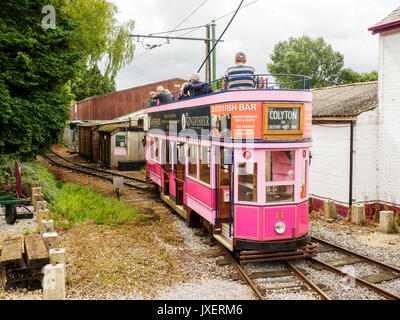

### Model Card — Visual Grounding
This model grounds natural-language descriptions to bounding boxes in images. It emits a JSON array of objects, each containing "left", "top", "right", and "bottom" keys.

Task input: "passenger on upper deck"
[
  {"left": 156, "top": 86, "right": 174, "bottom": 104},
  {"left": 178, "top": 82, "right": 191, "bottom": 100},
  {"left": 223, "top": 52, "right": 256, "bottom": 90},
  {"left": 183, "top": 72, "right": 213, "bottom": 97},
  {"left": 148, "top": 91, "right": 159, "bottom": 106}
]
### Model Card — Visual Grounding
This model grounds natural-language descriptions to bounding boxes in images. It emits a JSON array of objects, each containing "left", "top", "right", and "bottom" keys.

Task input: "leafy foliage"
[
  {"left": 51, "top": 0, "right": 136, "bottom": 81},
  {"left": 339, "top": 69, "right": 378, "bottom": 85},
  {"left": 71, "top": 65, "right": 116, "bottom": 101},
  {"left": 267, "top": 35, "right": 345, "bottom": 88},
  {"left": 0, "top": 0, "right": 84, "bottom": 159},
  {"left": 0, "top": 154, "right": 58, "bottom": 202}
]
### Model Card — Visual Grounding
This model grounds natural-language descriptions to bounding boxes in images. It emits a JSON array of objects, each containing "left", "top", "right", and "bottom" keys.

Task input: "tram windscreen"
[{"left": 265, "top": 150, "right": 295, "bottom": 203}]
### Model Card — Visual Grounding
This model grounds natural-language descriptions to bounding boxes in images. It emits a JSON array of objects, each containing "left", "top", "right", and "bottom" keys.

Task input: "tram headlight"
[{"left": 275, "top": 222, "right": 286, "bottom": 235}]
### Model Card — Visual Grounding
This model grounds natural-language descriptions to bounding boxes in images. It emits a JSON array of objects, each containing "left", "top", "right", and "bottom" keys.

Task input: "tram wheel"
[{"left": 5, "top": 205, "right": 17, "bottom": 224}]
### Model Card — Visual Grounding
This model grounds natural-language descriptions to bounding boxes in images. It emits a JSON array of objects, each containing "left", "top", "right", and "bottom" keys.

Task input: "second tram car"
[{"left": 144, "top": 74, "right": 315, "bottom": 263}]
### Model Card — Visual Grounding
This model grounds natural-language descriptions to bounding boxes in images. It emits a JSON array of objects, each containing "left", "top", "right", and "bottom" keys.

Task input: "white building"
[
  {"left": 310, "top": 6, "right": 400, "bottom": 217},
  {"left": 310, "top": 82, "right": 378, "bottom": 216}
]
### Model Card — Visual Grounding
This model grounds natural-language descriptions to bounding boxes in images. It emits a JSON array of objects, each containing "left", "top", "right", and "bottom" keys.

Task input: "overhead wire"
[{"left": 197, "top": 0, "right": 244, "bottom": 73}]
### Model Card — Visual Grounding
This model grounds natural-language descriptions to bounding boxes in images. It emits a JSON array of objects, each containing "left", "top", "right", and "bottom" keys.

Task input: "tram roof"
[{"left": 312, "top": 81, "right": 378, "bottom": 118}]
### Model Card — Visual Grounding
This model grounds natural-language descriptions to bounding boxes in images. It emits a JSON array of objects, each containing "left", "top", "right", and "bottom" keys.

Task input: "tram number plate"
[{"left": 223, "top": 189, "right": 230, "bottom": 202}]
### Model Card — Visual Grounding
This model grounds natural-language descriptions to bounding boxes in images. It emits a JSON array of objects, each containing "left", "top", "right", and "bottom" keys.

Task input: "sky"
[{"left": 110, "top": 0, "right": 399, "bottom": 90}]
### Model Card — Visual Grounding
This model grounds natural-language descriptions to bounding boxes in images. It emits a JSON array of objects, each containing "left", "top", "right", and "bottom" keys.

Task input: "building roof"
[
  {"left": 312, "top": 81, "right": 378, "bottom": 118},
  {"left": 369, "top": 6, "right": 400, "bottom": 34}
]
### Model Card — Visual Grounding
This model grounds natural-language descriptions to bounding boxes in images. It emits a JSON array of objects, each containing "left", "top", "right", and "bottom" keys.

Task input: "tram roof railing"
[{"left": 143, "top": 73, "right": 312, "bottom": 109}]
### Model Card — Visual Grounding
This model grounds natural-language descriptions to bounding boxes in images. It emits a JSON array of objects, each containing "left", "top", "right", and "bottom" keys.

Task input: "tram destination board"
[
  {"left": 262, "top": 102, "right": 304, "bottom": 140},
  {"left": 267, "top": 107, "right": 300, "bottom": 131}
]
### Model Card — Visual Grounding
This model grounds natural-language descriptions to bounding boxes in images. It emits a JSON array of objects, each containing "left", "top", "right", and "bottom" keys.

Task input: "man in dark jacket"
[
  {"left": 156, "top": 86, "right": 174, "bottom": 104},
  {"left": 183, "top": 72, "right": 213, "bottom": 97}
]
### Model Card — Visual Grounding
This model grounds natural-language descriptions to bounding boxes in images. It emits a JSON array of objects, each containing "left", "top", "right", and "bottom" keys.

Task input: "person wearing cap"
[
  {"left": 183, "top": 72, "right": 213, "bottom": 98},
  {"left": 223, "top": 52, "right": 256, "bottom": 90}
]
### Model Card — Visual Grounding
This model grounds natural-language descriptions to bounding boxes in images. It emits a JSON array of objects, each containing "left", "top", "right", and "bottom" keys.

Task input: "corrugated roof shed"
[{"left": 312, "top": 81, "right": 378, "bottom": 118}]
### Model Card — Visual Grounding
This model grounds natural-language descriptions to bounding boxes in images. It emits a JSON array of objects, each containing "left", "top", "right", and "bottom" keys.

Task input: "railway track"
[
  {"left": 216, "top": 242, "right": 330, "bottom": 300},
  {"left": 309, "top": 236, "right": 400, "bottom": 300},
  {"left": 209, "top": 237, "right": 400, "bottom": 300},
  {"left": 41, "top": 151, "right": 156, "bottom": 192}
]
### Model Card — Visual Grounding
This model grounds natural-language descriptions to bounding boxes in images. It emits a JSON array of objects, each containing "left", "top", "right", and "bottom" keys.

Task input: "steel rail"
[
  {"left": 216, "top": 243, "right": 266, "bottom": 300},
  {"left": 309, "top": 257, "right": 400, "bottom": 300},
  {"left": 312, "top": 236, "right": 400, "bottom": 275},
  {"left": 47, "top": 151, "right": 147, "bottom": 184},
  {"left": 42, "top": 153, "right": 154, "bottom": 192},
  {"left": 285, "top": 261, "right": 331, "bottom": 300}
]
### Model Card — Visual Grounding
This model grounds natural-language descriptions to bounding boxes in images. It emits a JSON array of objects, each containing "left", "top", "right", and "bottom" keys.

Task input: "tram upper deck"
[{"left": 143, "top": 74, "right": 312, "bottom": 142}]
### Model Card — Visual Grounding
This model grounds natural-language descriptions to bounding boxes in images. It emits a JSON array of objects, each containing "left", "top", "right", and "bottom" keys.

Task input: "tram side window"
[
  {"left": 238, "top": 162, "right": 257, "bottom": 202},
  {"left": 150, "top": 138, "right": 155, "bottom": 160},
  {"left": 188, "top": 144, "right": 198, "bottom": 179},
  {"left": 301, "top": 159, "right": 307, "bottom": 199},
  {"left": 199, "top": 146, "right": 211, "bottom": 185},
  {"left": 155, "top": 138, "right": 160, "bottom": 162},
  {"left": 265, "top": 151, "right": 294, "bottom": 203}
]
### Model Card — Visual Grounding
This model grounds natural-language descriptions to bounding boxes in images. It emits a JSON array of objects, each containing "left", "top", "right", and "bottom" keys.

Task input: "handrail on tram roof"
[{"left": 143, "top": 73, "right": 312, "bottom": 109}]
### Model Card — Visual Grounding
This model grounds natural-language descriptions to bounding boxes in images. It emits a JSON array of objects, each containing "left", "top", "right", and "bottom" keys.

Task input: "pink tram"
[{"left": 144, "top": 75, "right": 315, "bottom": 263}]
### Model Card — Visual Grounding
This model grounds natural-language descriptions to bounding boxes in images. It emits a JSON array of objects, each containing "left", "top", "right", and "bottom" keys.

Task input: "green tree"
[
  {"left": 0, "top": 0, "right": 84, "bottom": 159},
  {"left": 339, "top": 69, "right": 378, "bottom": 85},
  {"left": 267, "top": 35, "right": 344, "bottom": 88},
  {"left": 71, "top": 65, "right": 116, "bottom": 101},
  {"left": 50, "top": 0, "right": 136, "bottom": 81}
]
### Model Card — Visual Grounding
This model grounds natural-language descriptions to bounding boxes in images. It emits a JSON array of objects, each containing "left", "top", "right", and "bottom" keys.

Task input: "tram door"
[
  {"left": 163, "top": 140, "right": 170, "bottom": 196},
  {"left": 217, "top": 147, "right": 232, "bottom": 221},
  {"left": 175, "top": 142, "right": 184, "bottom": 205}
]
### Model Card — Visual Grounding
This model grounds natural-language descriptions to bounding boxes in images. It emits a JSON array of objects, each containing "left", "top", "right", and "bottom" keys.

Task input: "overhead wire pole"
[{"left": 197, "top": 0, "right": 245, "bottom": 75}]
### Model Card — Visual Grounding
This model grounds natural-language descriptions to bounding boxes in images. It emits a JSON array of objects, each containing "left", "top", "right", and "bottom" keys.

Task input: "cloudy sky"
[{"left": 111, "top": 0, "right": 398, "bottom": 90}]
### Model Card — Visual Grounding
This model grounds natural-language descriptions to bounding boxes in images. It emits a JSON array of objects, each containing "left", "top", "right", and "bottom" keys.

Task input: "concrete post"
[
  {"left": 43, "top": 264, "right": 65, "bottom": 300},
  {"left": 379, "top": 211, "right": 395, "bottom": 234},
  {"left": 37, "top": 209, "right": 51, "bottom": 233},
  {"left": 43, "top": 232, "right": 58, "bottom": 251},
  {"left": 324, "top": 200, "right": 337, "bottom": 220},
  {"left": 351, "top": 204, "right": 366, "bottom": 226},
  {"left": 32, "top": 187, "right": 41, "bottom": 196},
  {"left": 33, "top": 193, "right": 44, "bottom": 212},
  {"left": 36, "top": 201, "right": 48, "bottom": 212},
  {"left": 49, "top": 248, "right": 66, "bottom": 264},
  {"left": 40, "top": 220, "right": 54, "bottom": 235}
]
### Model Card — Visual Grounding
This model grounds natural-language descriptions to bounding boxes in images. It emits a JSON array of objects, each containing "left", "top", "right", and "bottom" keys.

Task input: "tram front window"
[
  {"left": 266, "top": 185, "right": 294, "bottom": 203},
  {"left": 238, "top": 162, "right": 257, "bottom": 202}
]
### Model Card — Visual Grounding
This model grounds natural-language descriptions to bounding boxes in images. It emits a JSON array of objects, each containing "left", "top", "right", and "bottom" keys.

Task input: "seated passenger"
[
  {"left": 148, "top": 91, "right": 158, "bottom": 106},
  {"left": 156, "top": 86, "right": 174, "bottom": 104},
  {"left": 178, "top": 82, "right": 190, "bottom": 100},
  {"left": 223, "top": 52, "right": 256, "bottom": 90},
  {"left": 183, "top": 72, "right": 213, "bottom": 97}
]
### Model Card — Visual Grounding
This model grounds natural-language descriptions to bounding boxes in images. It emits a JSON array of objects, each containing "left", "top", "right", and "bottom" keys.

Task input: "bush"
[{"left": 0, "top": 154, "right": 57, "bottom": 202}]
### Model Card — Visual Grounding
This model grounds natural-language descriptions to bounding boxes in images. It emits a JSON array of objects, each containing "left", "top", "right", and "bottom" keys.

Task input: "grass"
[{"left": 49, "top": 183, "right": 143, "bottom": 229}]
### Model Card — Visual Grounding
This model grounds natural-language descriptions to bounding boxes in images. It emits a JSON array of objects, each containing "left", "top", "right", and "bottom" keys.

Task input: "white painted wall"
[
  {"left": 377, "top": 29, "right": 400, "bottom": 205},
  {"left": 309, "top": 123, "right": 350, "bottom": 206},
  {"left": 353, "top": 108, "right": 378, "bottom": 203}
]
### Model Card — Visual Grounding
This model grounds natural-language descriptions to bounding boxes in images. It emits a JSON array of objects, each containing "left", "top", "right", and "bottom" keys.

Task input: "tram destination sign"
[{"left": 267, "top": 107, "right": 300, "bottom": 131}]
